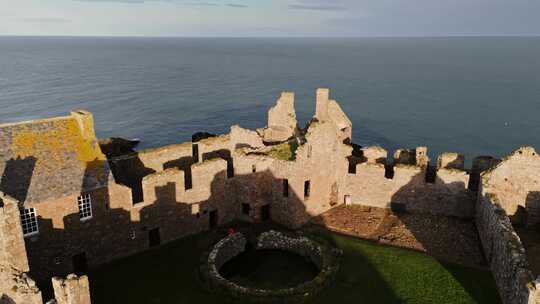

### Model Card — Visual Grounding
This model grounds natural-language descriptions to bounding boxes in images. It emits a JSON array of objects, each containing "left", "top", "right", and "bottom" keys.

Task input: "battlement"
[{"left": 0, "top": 89, "right": 537, "bottom": 304}]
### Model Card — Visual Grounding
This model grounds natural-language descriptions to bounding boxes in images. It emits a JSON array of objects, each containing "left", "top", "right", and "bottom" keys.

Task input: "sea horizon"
[{"left": 1, "top": 36, "right": 539, "bottom": 164}]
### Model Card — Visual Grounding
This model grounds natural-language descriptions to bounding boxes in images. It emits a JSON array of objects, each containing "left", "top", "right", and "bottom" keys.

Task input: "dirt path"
[{"left": 311, "top": 205, "right": 487, "bottom": 268}]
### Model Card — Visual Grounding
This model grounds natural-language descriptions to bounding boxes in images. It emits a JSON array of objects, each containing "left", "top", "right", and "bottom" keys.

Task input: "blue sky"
[{"left": 1, "top": 0, "right": 540, "bottom": 37}]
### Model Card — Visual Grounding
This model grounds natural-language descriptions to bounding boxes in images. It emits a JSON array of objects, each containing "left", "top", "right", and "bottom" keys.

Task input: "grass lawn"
[{"left": 88, "top": 227, "right": 501, "bottom": 304}]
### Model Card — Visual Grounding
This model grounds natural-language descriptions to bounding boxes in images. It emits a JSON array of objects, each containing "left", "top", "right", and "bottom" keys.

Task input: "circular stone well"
[{"left": 199, "top": 230, "right": 341, "bottom": 303}]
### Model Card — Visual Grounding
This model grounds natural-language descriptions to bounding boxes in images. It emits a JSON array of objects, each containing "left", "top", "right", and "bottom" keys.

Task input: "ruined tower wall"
[
  {"left": 52, "top": 274, "right": 91, "bottom": 304},
  {"left": 269, "top": 120, "right": 351, "bottom": 229},
  {"left": 480, "top": 147, "right": 540, "bottom": 222},
  {"left": 230, "top": 125, "right": 264, "bottom": 150},
  {"left": 0, "top": 194, "right": 29, "bottom": 271},
  {"left": 232, "top": 153, "right": 275, "bottom": 223},
  {"left": 0, "top": 194, "right": 43, "bottom": 304}
]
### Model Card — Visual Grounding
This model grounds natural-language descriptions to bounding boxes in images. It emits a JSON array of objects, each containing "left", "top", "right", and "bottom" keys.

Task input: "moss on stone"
[{"left": 266, "top": 142, "right": 298, "bottom": 161}]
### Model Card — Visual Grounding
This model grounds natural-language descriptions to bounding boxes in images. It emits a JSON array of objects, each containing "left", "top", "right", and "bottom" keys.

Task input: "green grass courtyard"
[{"left": 88, "top": 226, "right": 501, "bottom": 304}]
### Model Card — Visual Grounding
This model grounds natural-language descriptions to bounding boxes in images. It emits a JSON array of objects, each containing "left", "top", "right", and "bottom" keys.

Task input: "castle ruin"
[{"left": 1, "top": 89, "right": 539, "bottom": 304}]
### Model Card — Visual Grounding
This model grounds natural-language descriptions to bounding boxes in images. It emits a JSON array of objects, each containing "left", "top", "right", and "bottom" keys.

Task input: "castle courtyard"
[
  {"left": 83, "top": 224, "right": 500, "bottom": 304},
  {"left": 1, "top": 89, "right": 538, "bottom": 303}
]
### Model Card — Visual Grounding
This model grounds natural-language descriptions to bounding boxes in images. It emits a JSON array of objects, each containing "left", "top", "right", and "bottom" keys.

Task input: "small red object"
[{"left": 228, "top": 228, "right": 235, "bottom": 235}]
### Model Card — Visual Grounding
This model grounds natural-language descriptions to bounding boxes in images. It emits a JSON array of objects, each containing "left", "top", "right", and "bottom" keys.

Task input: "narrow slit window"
[
  {"left": 184, "top": 167, "right": 193, "bottom": 190},
  {"left": 78, "top": 194, "right": 93, "bottom": 221},
  {"left": 192, "top": 144, "right": 199, "bottom": 163},
  {"left": 348, "top": 162, "right": 356, "bottom": 174},
  {"left": 20, "top": 208, "right": 39, "bottom": 237},
  {"left": 252, "top": 164, "right": 256, "bottom": 173},
  {"left": 283, "top": 179, "right": 289, "bottom": 197},
  {"left": 304, "top": 180, "right": 311, "bottom": 198},
  {"left": 227, "top": 160, "right": 234, "bottom": 178},
  {"left": 385, "top": 164, "right": 394, "bottom": 179}
]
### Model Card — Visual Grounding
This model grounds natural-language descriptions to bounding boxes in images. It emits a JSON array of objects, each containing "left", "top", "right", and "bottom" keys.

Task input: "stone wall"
[
  {"left": 476, "top": 147, "right": 540, "bottom": 304},
  {"left": 476, "top": 192, "right": 539, "bottom": 304},
  {"left": 137, "top": 143, "right": 193, "bottom": 172},
  {"left": 0, "top": 194, "right": 43, "bottom": 304},
  {"left": 481, "top": 147, "right": 540, "bottom": 223},
  {"left": 3, "top": 88, "right": 535, "bottom": 304},
  {"left": 262, "top": 92, "right": 297, "bottom": 143},
  {"left": 345, "top": 157, "right": 474, "bottom": 218},
  {"left": 51, "top": 275, "right": 91, "bottom": 304},
  {"left": 256, "top": 230, "right": 324, "bottom": 269},
  {"left": 24, "top": 157, "right": 238, "bottom": 282}
]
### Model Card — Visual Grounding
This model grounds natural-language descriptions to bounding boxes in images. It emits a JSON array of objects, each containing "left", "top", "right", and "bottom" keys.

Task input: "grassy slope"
[{"left": 89, "top": 228, "right": 501, "bottom": 304}]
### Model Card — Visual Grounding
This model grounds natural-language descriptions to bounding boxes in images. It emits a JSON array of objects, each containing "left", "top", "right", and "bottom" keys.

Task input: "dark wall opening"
[
  {"left": 384, "top": 164, "right": 395, "bottom": 179},
  {"left": 348, "top": 162, "right": 357, "bottom": 174},
  {"left": 242, "top": 203, "right": 251, "bottom": 215},
  {"left": 304, "top": 180, "right": 311, "bottom": 198},
  {"left": 283, "top": 179, "right": 289, "bottom": 197},
  {"left": 149, "top": 228, "right": 161, "bottom": 247},
  {"left": 425, "top": 165, "right": 437, "bottom": 184},
  {"left": 209, "top": 210, "right": 218, "bottom": 229},
  {"left": 261, "top": 205, "right": 270, "bottom": 221},
  {"left": 72, "top": 252, "right": 88, "bottom": 275},
  {"left": 192, "top": 144, "right": 199, "bottom": 163}
]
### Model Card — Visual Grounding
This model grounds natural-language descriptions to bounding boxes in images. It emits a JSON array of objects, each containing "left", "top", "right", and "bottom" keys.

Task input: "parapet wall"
[{"left": 345, "top": 147, "right": 475, "bottom": 218}]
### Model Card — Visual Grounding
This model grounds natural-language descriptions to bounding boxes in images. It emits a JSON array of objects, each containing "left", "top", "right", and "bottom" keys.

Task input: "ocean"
[{"left": 1, "top": 36, "right": 539, "bottom": 164}]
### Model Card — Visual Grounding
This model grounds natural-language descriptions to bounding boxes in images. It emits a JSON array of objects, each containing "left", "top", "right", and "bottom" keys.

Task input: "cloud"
[
  {"left": 76, "top": 0, "right": 149, "bottom": 3},
  {"left": 289, "top": 4, "right": 347, "bottom": 11},
  {"left": 186, "top": 2, "right": 219, "bottom": 6},
  {"left": 22, "top": 17, "right": 72, "bottom": 24},
  {"left": 74, "top": 0, "right": 230, "bottom": 5},
  {"left": 227, "top": 4, "right": 247, "bottom": 8}
]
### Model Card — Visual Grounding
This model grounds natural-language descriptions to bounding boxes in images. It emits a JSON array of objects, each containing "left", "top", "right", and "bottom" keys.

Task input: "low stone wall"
[
  {"left": 476, "top": 193, "right": 539, "bottom": 304},
  {"left": 256, "top": 231, "right": 324, "bottom": 269},
  {"left": 200, "top": 231, "right": 341, "bottom": 303},
  {"left": 208, "top": 233, "right": 247, "bottom": 273}
]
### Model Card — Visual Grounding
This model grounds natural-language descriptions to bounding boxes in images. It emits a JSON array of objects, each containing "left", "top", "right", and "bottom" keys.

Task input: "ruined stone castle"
[{"left": 1, "top": 89, "right": 539, "bottom": 304}]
